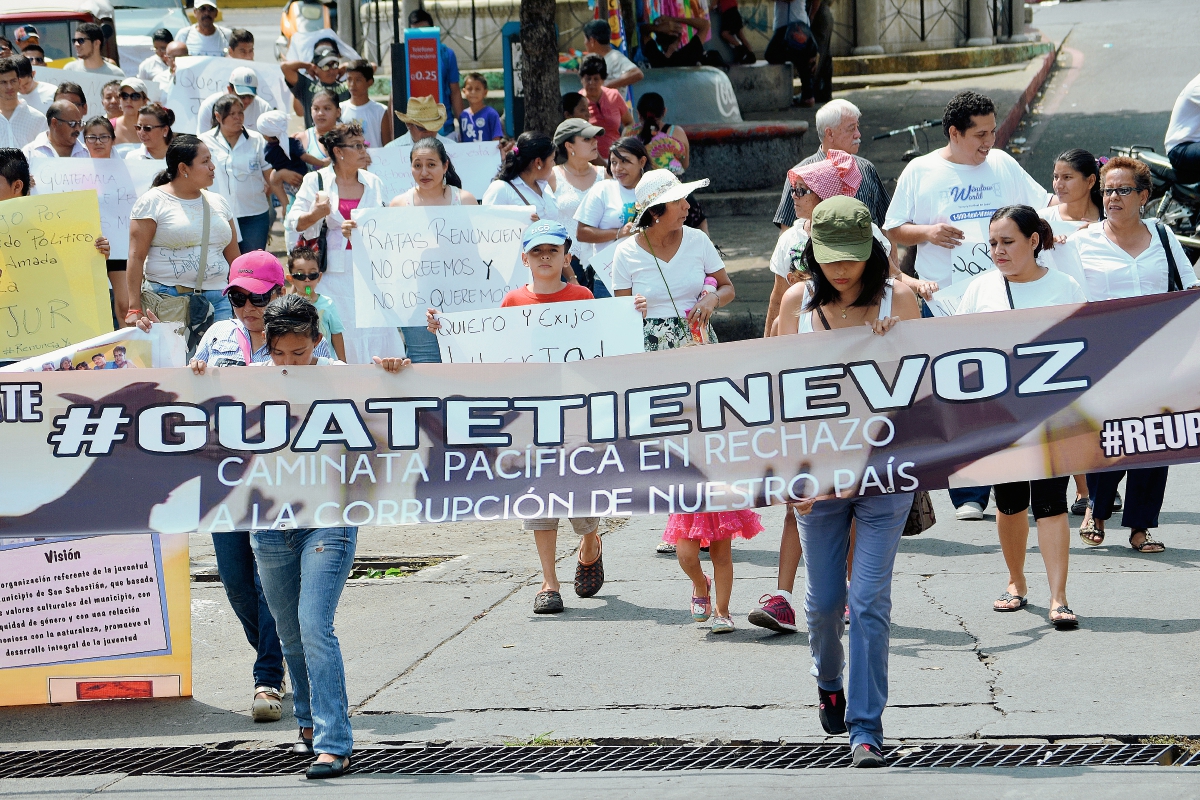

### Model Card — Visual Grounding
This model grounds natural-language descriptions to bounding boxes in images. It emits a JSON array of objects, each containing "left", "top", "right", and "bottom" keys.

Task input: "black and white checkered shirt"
[{"left": 772, "top": 149, "right": 891, "bottom": 228}]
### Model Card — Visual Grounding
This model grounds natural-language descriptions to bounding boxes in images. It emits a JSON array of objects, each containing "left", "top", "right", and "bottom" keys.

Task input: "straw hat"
[
  {"left": 395, "top": 96, "right": 447, "bottom": 132},
  {"left": 632, "top": 170, "right": 709, "bottom": 226}
]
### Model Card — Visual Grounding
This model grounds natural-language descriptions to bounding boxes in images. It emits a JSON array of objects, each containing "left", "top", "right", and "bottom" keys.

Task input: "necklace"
[{"left": 565, "top": 162, "right": 594, "bottom": 178}]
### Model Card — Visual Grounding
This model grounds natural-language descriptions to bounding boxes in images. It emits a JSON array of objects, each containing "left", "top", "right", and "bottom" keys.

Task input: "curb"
[{"left": 995, "top": 44, "right": 1060, "bottom": 150}]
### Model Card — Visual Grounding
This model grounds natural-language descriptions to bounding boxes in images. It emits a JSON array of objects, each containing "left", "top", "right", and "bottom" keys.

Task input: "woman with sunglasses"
[
  {"left": 111, "top": 77, "right": 149, "bottom": 146},
  {"left": 201, "top": 94, "right": 274, "bottom": 253},
  {"left": 126, "top": 134, "right": 242, "bottom": 327},
  {"left": 286, "top": 120, "right": 404, "bottom": 364},
  {"left": 125, "top": 103, "right": 174, "bottom": 161},
  {"left": 1057, "top": 156, "right": 1200, "bottom": 554}
]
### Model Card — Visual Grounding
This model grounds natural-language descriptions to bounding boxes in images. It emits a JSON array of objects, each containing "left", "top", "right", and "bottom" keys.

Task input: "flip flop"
[
  {"left": 1050, "top": 606, "right": 1079, "bottom": 630},
  {"left": 993, "top": 591, "right": 1027, "bottom": 612}
]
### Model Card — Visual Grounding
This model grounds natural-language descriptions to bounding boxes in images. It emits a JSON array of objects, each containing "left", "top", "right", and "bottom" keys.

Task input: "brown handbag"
[{"left": 902, "top": 491, "right": 936, "bottom": 537}]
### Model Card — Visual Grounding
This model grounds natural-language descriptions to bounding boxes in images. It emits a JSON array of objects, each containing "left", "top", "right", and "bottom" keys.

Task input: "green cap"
[{"left": 810, "top": 196, "right": 874, "bottom": 263}]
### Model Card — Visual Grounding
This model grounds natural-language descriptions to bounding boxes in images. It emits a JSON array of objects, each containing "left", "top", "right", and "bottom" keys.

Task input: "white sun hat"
[{"left": 633, "top": 170, "right": 709, "bottom": 227}]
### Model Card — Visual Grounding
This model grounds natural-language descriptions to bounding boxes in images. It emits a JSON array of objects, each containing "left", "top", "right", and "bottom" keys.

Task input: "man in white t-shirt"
[
  {"left": 1166, "top": 71, "right": 1200, "bottom": 184},
  {"left": 0, "top": 58, "right": 46, "bottom": 149},
  {"left": 884, "top": 89, "right": 1048, "bottom": 521},
  {"left": 582, "top": 20, "right": 643, "bottom": 92},
  {"left": 138, "top": 28, "right": 174, "bottom": 85},
  {"left": 63, "top": 23, "right": 125, "bottom": 78},
  {"left": 14, "top": 54, "right": 55, "bottom": 114},
  {"left": 175, "top": 0, "right": 233, "bottom": 58}
]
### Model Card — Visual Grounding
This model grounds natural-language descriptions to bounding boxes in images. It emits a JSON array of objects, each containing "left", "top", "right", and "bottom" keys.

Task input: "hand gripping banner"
[{"left": 3, "top": 292, "right": 1200, "bottom": 536}]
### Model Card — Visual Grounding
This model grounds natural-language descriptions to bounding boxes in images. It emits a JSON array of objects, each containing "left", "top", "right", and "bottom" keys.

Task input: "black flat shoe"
[
  {"left": 574, "top": 538, "right": 604, "bottom": 598},
  {"left": 1070, "top": 497, "right": 1089, "bottom": 516},
  {"left": 533, "top": 590, "right": 564, "bottom": 614},
  {"left": 818, "top": 687, "right": 847, "bottom": 735},
  {"left": 292, "top": 730, "right": 314, "bottom": 756},
  {"left": 306, "top": 756, "right": 350, "bottom": 779}
]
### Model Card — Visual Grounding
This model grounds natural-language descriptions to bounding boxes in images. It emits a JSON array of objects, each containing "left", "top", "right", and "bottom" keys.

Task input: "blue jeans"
[
  {"left": 798, "top": 492, "right": 914, "bottom": 751},
  {"left": 400, "top": 325, "right": 442, "bottom": 363},
  {"left": 238, "top": 211, "right": 271, "bottom": 253},
  {"left": 948, "top": 486, "right": 991, "bottom": 511},
  {"left": 149, "top": 282, "right": 233, "bottom": 322},
  {"left": 250, "top": 526, "right": 357, "bottom": 757},
  {"left": 211, "top": 532, "right": 285, "bottom": 688}
]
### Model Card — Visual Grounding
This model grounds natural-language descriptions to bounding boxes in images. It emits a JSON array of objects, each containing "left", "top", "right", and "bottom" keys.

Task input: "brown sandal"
[
  {"left": 1078, "top": 517, "right": 1104, "bottom": 546},
  {"left": 1129, "top": 529, "right": 1165, "bottom": 553},
  {"left": 574, "top": 535, "right": 604, "bottom": 597}
]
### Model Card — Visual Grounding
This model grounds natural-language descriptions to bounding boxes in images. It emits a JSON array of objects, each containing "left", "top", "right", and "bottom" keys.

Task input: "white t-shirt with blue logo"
[{"left": 884, "top": 148, "right": 1049, "bottom": 287}]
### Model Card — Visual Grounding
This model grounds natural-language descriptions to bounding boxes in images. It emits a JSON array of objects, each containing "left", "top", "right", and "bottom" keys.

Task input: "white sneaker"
[{"left": 955, "top": 502, "right": 984, "bottom": 521}]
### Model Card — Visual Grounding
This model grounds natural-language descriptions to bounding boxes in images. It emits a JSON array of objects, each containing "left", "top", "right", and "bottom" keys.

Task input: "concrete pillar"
[
  {"left": 966, "top": 0, "right": 994, "bottom": 47},
  {"left": 852, "top": 0, "right": 884, "bottom": 55},
  {"left": 1004, "top": 0, "right": 1039, "bottom": 42}
]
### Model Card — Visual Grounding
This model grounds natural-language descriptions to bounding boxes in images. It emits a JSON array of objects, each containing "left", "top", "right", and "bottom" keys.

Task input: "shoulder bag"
[
  {"left": 1155, "top": 221, "right": 1183, "bottom": 292},
  {"left": 297, "top": 171, "right": 330, "bottom": 272},
  {"left": 141, "top": 194, "right": 215, "bottom": 354},
  {"left": 903, "top": 489, "right": 936, "bottom": 536}
]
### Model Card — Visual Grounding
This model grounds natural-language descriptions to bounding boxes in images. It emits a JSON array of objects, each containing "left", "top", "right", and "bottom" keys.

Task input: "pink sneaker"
[{"left": 747, "top": 593, "right": 798, "bottom": 633}]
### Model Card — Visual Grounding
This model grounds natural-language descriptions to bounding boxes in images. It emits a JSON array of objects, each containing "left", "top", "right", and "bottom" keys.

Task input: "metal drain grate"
[{"left": 0, "top": 743, "right": 1185, "bottom": 778}]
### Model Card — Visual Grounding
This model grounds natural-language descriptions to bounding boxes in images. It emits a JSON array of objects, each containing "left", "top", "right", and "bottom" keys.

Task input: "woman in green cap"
[{"left": 776, "top": 195, "right": 920, "bottom": 769}]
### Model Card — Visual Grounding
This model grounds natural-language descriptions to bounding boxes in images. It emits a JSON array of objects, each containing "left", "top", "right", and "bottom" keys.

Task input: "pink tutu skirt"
[{"left": 662, "top": 511, "right": 764, "bottom": 547}]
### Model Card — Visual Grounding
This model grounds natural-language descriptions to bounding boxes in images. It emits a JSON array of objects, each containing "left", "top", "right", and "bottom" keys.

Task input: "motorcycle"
[{"left": 1110, "top": 145, "right": 1200, "bottom": 258}]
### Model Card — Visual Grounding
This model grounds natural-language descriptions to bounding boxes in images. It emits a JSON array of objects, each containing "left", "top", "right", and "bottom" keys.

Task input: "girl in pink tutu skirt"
[{"left": 664, "top": 510, "right": 764, "bottom": 633}]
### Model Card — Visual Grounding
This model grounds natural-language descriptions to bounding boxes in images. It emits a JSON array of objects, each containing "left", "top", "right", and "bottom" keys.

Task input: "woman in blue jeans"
[
  {"left": 248, "top": 295, "right": 409, "bottom": 778},
  {"left": 777, "top": 196, "right": 921, "bottom": 768}
]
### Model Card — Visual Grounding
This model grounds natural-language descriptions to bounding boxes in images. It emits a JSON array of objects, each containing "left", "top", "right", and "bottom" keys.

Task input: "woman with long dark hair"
[
  {"left": 776, "top": 196, "right": 920, "bottom": 768},
  {"left": 389, "top": 137, "right": 476, "bottom": 206},
  {"left": 634, "top": 92, "right": 689, "bottom": 175},
  {"left": 481, "top": 131, "right": 557, "bottom": 220},
  {"left": 956, "top": 205, "right": 1086, "bottom": 628},
  {"left": 201, "top": 94, "right": 274, "bottom": 253}
]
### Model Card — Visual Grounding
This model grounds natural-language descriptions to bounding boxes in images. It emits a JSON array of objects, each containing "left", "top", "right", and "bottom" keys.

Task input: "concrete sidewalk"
[{"left": 4, "top": 464, "right": 1200, "bottom": 752}]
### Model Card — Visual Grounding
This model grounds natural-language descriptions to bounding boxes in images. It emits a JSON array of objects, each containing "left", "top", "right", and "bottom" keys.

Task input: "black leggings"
[{"left": 994, "top": 477, "right": 1070, "bottom": 520}]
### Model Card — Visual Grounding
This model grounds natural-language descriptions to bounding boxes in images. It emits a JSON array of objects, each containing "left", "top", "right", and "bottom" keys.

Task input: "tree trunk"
[{"left": 519, "top": 0, "right": 560, "bottom": 136}]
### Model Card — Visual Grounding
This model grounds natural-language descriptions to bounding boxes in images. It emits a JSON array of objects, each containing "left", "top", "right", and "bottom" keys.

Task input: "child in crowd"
[
  {"left": 340, "top": 60, "right": 391, "bottom": 147},
  {"left": 258, "top": 110, "right": 309, "bottom": 212},
  {"left": 425, "top": 220, "right": 646, "bottom": 614},
  {"left": 286, "top": 246, "right": 346, "bottom": 362},
  {"left": 562, "top": 92, "right": 589, "bottom": 122},
  {"left": 101, "top": 80, "right": 121, "bottom": 119},
  {"left": 715, "top": 0, "right": 757, "bottom": 64},
  {"left": 459, "top": 72, "right": 503, "bottom": 142}
]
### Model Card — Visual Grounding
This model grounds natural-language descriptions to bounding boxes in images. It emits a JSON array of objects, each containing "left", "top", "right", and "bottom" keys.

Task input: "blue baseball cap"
[{"left": 522, "top": 220, "right": 570, "bottom": 252}]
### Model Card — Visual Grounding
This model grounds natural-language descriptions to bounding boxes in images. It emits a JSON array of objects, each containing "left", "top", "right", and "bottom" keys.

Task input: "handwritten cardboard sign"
[
  {"left": 368, "top": 141, "right": 502, "bottom": 201},
  {"left": 350, "top": 205, "right": 531, "bottom": 328},
  {"left": 166, "top": 57, "right": 289, "bottom": 134},
  {"left": 0, "top": 192, "right": 113, "bottom": 360},
  {"left": 30, "top": 160, "right": 163, "bottom": 260},
  {"left": 433, "top": 296, "right": 644, "bottom": 363}
]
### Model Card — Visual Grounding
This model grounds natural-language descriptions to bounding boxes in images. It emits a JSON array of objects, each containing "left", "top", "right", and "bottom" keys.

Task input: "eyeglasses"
[
  {"left": 83, "top": 134, "right": 114, "bottom": 144},
  {"left": 52, "top": 118, "right": 82, "bottom": 129},
  {"left": 119, "top": 91, "right": 144, "bottom": 101},
  {"left": 334, "top": 142, "right": 366, "bottom": 151},
  {"left": 227, "top": 289, "right": 276, "bottom": 308},
  {"left": 134, "top": 123, "right": 164, "bottom": 132},
  {"left": 291, "top": 271, "right": 321, "bottom": 282},
  {"left": 1102, "top": 186, "right": 1137, "bottom": 197},
  {"left": 791, "top": 185, "right": 812, "bottom": 198},
  {"left": 72, "top": 37, "right": 88, "bottom": 45}
]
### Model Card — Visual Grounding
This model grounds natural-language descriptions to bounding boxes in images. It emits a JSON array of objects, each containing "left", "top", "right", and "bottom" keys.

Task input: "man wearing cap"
[
  {"left": 582, "top": 19, "right": 643, "bottom": 91},
  {"left": 23, "top": 100, "right": 87, "bottom": 158},
  {"left": 175, "top": 0, "right": 232, "bottom": 58},
  {"left": 138, "top": 28, "right": 174, "bottom": 85},
  {"left": 64, "top": 22, "right": 125, "bottom": 77},
  {"left": 13, "top": 25, "right": 38, "bottom": 54},
  {"left": 196, "top": 66, "right": 273, "bottom": 134},
  {"left": 282, "top": 46, "right": 350, "bottom": 128},
  {"left": 386, "top": 96, "right": 457, "bottom": 148},
  {"left": 0, "top": 56, "right": 47, "bottom": 149},
  {"left": 13, "top": 54, "right": 55, "bottom": 115}
]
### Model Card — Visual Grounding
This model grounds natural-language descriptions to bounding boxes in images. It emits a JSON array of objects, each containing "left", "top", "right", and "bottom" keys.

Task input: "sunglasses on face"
[
  {"left": 334, "top": 142, "right": 366, "bottom": 151},
  {"left": 791, "top": 185, "right": 812, "bottom": 198},
  {"left": 83, "top": 134, "right": 113, "bottom": 144},
  {"left": 119, "top": 91, "right": 144, "bottom": 101},
  {"left": 1102, "top": 186, "right": 1137, "bottom": 197},
  {"left": 291, "top": 271, "right": 321, "bottom": 282},
  {"left": 53, "top": 118, "right": 82, "bottom": 129},
  {"left": 228, "top": 289, "right": 275, "bottom": 308},
  {"left": 135, "top": 123, "right": 164, "bottom": 132},
  {"left": 72, "top": 37, "right": 88, "bottom": 45}
]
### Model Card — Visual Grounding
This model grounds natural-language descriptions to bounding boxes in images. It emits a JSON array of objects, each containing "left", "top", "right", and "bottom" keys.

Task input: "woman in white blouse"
[
  {"left": 286, "top": 120, "right": 404, "bottom": 364},
  {"left": 201, "top": 95, "right": 273, "bottom": 253},
  {"left": 481, "top": 131, "right": 557, "bottom": 222},
  {"left": 1059, "top": 156, "right": 1200, "bottom": 554},
  {"left": 549, "top": 118, "right": 606, "bottom": 292}
]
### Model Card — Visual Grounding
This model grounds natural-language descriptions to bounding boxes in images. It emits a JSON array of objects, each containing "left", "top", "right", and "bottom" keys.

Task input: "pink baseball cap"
[{"left": 224, "top": 250, "right": 285, "bottom": 295}]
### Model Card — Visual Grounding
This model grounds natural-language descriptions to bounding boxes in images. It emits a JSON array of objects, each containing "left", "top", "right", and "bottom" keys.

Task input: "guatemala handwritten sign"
[
  {"left": 30, "top": 160, "right": 163, "bottom": 260},
  {"left": 368, "top": 141, "right": 503, "bottom": 201},
  {"left": 5, "top": 292, "right": 1200, "bottom": 536},
  {"left": 166, "top": 57, "right": 289, "bottom": 134},
  {"left": 434, "top": 297, "right": 644, "bottom": 363},
  {"left": 0, "top": 192, "right": 112, "bottom": 361},
  {"left": 350, "top": 205, "right": 532, "bottom": 328}
]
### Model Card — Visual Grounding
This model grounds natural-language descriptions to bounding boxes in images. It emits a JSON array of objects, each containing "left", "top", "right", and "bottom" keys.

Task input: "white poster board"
[
  {"left": 166, "top": 57, "right": 290, "bottom": 134},
  {"left": 948, "top": 215, "right": 995, "bottom": 284},
  {"left": 433, "top": 297, "right": 644, "bottom": 363},
  {"left": 368, "top": 141, "right": 502, "bottom": 202},
  {"left": 350, "top": 205, "right": 532, "bottom": 328},
  {"left": 30, "top": 159, "right": 163, "bottom": 260}
]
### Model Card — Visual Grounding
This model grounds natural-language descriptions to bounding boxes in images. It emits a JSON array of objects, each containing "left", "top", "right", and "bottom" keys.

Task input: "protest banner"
[
  {"left": 0, "top": 323, "right": 187, "bottom": 373},
  {"left": 350, "top": 205, "right": 532, "bottom": 328},
  {"left": 4, "top": 292, "right": 1200, "bottom": 536},
  {"left": 30, "top": 159, "right": 163, "bottom": 260},
  {"left": 166, "top": 57, "right": 290, "bottom": 134},
  {"left": 367, "top": 141, "right": 503, "bottom": 201},
  {"left": 0, "top": 533, "right": 192, "bottom": 707},
  {"left": 0, "top": 191, "right": 113, "bottom": 361},
  {"left": 434, "top": 297, "right": 644, "bottom": 363},
  {"left": 32, "top": 67, "right": 160, "bottom": 114}
]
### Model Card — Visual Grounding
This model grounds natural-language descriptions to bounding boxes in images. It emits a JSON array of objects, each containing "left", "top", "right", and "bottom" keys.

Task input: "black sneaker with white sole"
[
  {"left": 851, "top": 743, "right": 886, "bottom": 768},
  {"left": 818, "top": 687, "right": 847, "bottom": 735}
]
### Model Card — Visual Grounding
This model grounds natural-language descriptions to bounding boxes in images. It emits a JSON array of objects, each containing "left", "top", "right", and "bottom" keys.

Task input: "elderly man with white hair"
[{"left": 772, "top": 99, "right": 890, "bottom": 230}]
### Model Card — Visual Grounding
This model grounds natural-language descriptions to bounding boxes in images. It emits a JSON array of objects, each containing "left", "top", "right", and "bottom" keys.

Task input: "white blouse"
[{"left": 1057, "top": 220, "right": 1199, "bottom": 301}]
